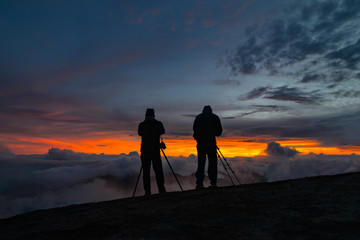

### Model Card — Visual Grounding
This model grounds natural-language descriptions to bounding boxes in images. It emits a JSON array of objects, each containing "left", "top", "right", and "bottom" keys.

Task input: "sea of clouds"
[{"left": 1, "top": 143, "right": 360, "bottom": 218}]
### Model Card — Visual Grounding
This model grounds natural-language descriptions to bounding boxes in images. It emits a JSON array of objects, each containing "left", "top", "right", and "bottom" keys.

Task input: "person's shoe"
[
  {"left": 145, "top": 192, "right": 151, "bottom": 196},
  {"left": 196, "top": 184, "right": 204, "bottom": 190},
  {"left": 208, "top": 184, "right": 217, "bottom": 189},
  {"left": 159, "top": 189, "right": 167, "bottom": 194}
]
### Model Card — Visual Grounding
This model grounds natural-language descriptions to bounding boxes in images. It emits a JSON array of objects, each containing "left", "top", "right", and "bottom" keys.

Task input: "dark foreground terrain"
[{"left": 1, "top": 172, "right": 360, "bottom": 240}]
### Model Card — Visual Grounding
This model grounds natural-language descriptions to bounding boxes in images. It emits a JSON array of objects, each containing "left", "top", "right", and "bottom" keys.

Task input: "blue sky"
[{"left": 1, "top": 0, "right": 360, "bottom": 154}]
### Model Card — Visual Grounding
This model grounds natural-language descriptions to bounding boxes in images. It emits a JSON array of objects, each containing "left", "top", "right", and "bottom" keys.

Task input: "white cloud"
[{"left": 1, "top": 149, "right": 360, "bottom": 218}]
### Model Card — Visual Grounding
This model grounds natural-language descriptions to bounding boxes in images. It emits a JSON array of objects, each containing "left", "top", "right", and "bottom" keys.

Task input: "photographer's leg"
[
  {"left": 153, "top": 154, "right": 166, "bottom": 193},
  {"left": 141, "top": 154, "right": 151, "bottom": 195},
  {"left": 195, "top": 144, "right": 206, "bottom": 188},
  {"left": 208, "top": 146, "right": 218, "bottom": 186}
]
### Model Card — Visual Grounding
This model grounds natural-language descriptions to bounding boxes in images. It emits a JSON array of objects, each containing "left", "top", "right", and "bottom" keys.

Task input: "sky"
[
  {"left": 1, "top": 0, "right": 360, "bottom": 157},
  {"left": 1, "top": 0, "right": 360, "bottom": 218}
]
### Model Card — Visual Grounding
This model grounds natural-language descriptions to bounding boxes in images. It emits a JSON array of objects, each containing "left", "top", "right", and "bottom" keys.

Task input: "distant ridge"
[{"left": 1, "top": 172, "right": 360, "bottom": 240}]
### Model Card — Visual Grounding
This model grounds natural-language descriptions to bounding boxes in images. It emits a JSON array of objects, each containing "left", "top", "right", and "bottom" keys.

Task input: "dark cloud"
[
  {"left": 0, "top": 105, "right": 51, "bottom": 117},
  {"left": 328, "top": 71, "right": 351, "bottom": 84},
  {"left": 331, "top": 90, "right": 360, "bottom": 98},
  {"left": 0, "top": 104, "right": 85, "bottom": 129},
  {"left": 252, "top": 105, "right": 289, "bottom": 112},
  {"left": 244, "top": 87, "right": 269, "bottom": 99},
  {"left": 264, "top": 86, "right": 321, "bottom": 104},
  {"left": 241, "top": 86, "right": 322, "bottom": 104},
  {"left": 242, "top": 124, "right": 343, "bottom": 145},
  {"left": 236, "top": 105, "right": 289, "bottom": 117},
  {"left": 0, "top": 144, "right": 12, "bottom": 154},
  {"left": 47, "top": 148, "right": 82, "bottom": 160},
  {"left": 227, "top": 111, "right": 359, "bottom": 147},
  {"left": 0, "top": 144, "right": 14, "bottom": 160},
  {"left": 181, "top": 114, "right": 197, "bottom": 119},
  {"left": 212, "top": 79, "right": 241, "bottom": 86},
  {"left": 314, "top": 112, "right": 360, "bottom": 146},
  {"left": 226, "top": 0, "right": 360, "bottom": 84},
  {"left": 265, "top": 142, "right": 299, "bottom": 157},
  {"left": 238, "top": 111, "right": 258, "bottom": 117},
  {"left": 0, "top": 90, "right": 140, "bottom": 138},
  {"left": 326, "top": 39, "right": 360, "bottom": 69},
  {"left": 241, "top": 126, "right": 287, "bottom": 137},
  {"left": 221, "top": 116, "right": 236, "bottom": 120},
  {"left": 300, "top": 73, "right": 325, "bottom": 83}
]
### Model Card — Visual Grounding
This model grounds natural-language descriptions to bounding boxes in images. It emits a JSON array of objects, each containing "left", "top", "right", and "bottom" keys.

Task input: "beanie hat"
[{"left": 145, "top": 108, "right": 155, "bottom": 117}]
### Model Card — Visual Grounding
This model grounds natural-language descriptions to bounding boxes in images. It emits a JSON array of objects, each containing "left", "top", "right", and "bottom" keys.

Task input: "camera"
[{"left": 159, "top": 141, "right": 166, "bottom": 149}]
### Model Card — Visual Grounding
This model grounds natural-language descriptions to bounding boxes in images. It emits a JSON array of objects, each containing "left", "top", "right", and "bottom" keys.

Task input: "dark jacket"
[
  {"left": 193, "top": 106, "right": 222, "bottom": 145},
  {"left": 138, "top": 117, "right": 165, "bottom": 153}
]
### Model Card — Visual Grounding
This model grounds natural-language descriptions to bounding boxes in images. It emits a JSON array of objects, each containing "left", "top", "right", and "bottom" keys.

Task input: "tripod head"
[{"left": 160, "top": 141, "right": 166, "bottom": 149}]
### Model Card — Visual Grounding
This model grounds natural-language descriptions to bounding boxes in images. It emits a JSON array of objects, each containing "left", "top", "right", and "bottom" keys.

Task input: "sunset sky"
[{"left": 1, "top": 0, "right": 360, "bottom": 157}]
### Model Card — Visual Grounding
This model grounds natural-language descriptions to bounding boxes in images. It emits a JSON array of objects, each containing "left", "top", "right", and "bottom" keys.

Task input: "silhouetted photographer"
[
  {"left": 138, "top": 108, "right": 166, "bottom": 195},
  {"left": 193, "top": 105, "right": 222, "bottom": 189}
]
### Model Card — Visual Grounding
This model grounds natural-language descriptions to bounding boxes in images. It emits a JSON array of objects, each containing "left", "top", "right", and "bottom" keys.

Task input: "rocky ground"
[{"left": 1, "top": 172, "right": 360, "bottom": 240}]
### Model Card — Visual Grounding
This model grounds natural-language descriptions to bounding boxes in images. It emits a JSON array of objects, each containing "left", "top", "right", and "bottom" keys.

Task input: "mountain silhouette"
[{"left": 0, "top": 172, "right": 359, "bottom": 239}]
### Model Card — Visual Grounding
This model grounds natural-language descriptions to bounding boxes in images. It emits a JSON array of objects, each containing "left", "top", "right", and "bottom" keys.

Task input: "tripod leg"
[
  {"left": 132, "top": 166, "right": 143, "bottom": 198},
  {"left": 226, "top": 160, "right": 241, "bottom": 185},
  {"left": 161, "top": 148, "right": 184, "bottom": 192},
  {"left": 218, "top": 153, "right": 235, "bottom": 186},
  {"left": 217, "top": 148, "right": 241, "bottom": 185}
]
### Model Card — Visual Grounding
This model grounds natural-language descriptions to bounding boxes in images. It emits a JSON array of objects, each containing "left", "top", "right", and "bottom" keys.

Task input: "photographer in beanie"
[{"left": 138, "top": 108, "right": 166, "bottom": 195}]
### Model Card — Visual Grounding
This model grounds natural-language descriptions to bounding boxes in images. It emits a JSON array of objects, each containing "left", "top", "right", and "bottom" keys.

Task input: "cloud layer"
[
  {"left": 265, "top": 142, "right": 299, "bottom": 157},
  {"left": 1, "top": 147, "right": 360, "bottom": 218}
]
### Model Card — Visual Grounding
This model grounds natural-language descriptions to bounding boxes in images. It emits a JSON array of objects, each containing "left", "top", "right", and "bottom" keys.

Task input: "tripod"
[
  {"left": 217, "top": 147, "right": 241, "bottom": 186},
  {"left": 161, "top": 148, "right": 184, "bottom": 192},
  {"left": 133, "top": 146, "right": 183, "bottom": 197},
  {"left": 132, "top": 166, "right": 143, "bottom": 197}
]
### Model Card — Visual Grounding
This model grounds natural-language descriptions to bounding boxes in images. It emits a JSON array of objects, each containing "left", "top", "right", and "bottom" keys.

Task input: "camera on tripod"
[{"left": 159, "top": 141, "right": 166, "bottom": 149}]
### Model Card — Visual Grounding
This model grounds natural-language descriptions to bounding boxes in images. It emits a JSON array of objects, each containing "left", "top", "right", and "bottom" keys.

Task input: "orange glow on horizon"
[{"left": 4, "top": 136, "right": 360, "bottom": 157}]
